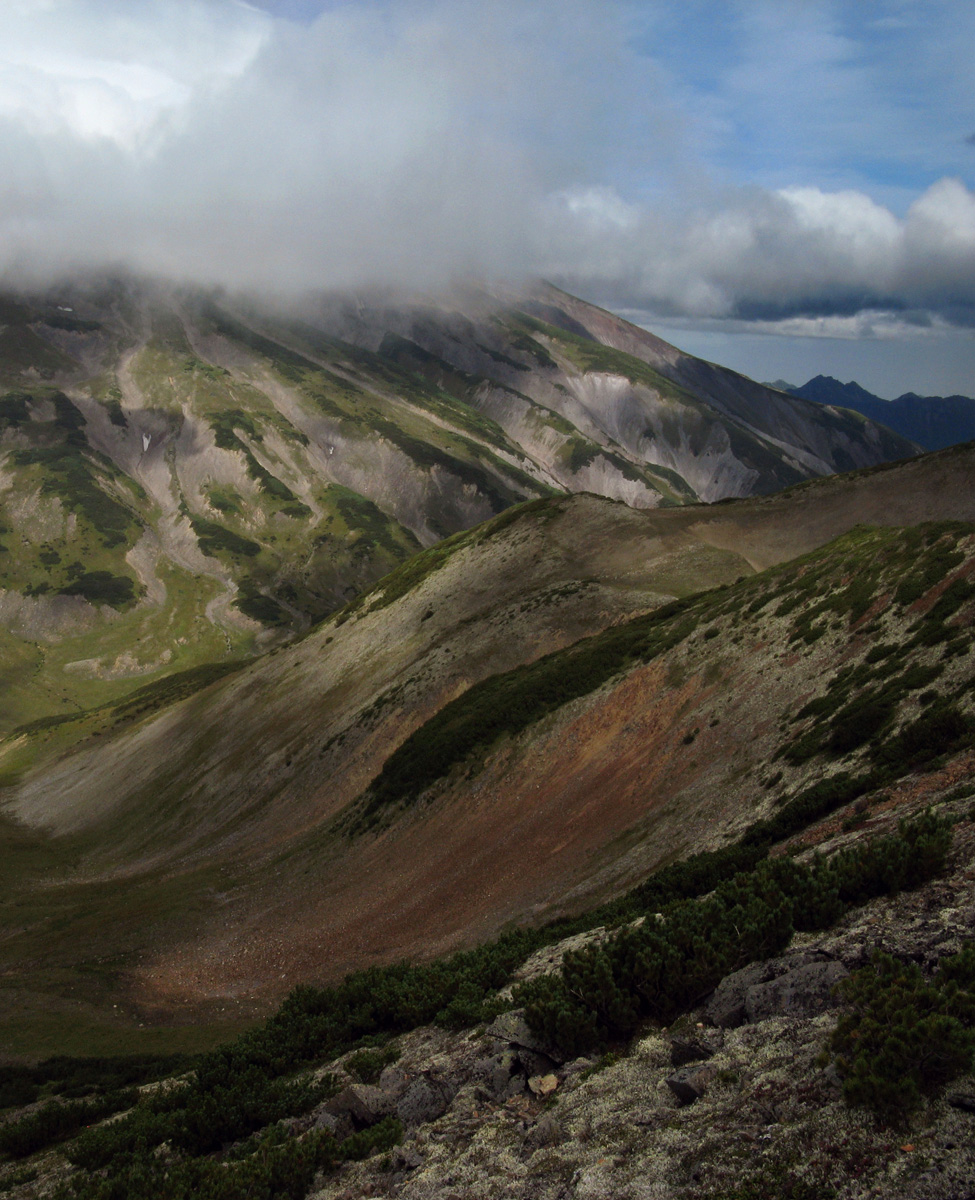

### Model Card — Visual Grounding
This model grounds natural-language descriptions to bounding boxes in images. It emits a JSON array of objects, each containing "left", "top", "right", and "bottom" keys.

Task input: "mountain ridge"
[{"left": 789, "top": 373, "right": 975, "bottom": 450}]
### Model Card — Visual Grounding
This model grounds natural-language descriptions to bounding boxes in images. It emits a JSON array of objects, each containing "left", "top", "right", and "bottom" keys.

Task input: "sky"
[{"left": 0, "top": 1, "right": 973, "bottom": 396}]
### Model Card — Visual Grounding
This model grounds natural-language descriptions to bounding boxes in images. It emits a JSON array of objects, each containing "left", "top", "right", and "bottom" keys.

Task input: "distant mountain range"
[{"left": 780, "top": 374, "right": 975, "bottom": 450}]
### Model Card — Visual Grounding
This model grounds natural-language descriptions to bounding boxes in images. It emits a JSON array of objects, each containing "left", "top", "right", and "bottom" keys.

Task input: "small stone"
[
  {"left": 670, "top": 1037, "right": 714, "bottom": 1068},
  {"left": 528, "top": 1073, "right": 558, "bottom": 1097},
  {"left": 524, "top": 1113, "right": 562, "bottom": 1150},
  {"left": 666, "top": 1065, "right": 716, "bottom": 1106}
]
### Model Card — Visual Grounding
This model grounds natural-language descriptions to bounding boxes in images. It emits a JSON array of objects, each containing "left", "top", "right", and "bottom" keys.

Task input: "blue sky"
[{"left": 0, "top": 0, "right": 973, "bottom": 395}]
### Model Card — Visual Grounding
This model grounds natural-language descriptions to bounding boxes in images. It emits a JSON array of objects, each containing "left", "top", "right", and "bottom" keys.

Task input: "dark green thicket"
[
  {"left": 57, "top": 1119, "right": 401, "bottom": 1200},
  {"left": 188, "top": 517, "right": 260, "bottom": 559},
  {"left": 0, "top": 1091, "right": 137, "bottom": 1160},
  {"left": 831, "top": 946, "right": 975, "bottom": 1122},
  {"left": 777, "top": 523, "right": 974, "bottom": 768},
  {"left": 57, "top": 571, "right": 138, "bottom": 608},
  {"left": 516, "top": 812, "right": 952, "bottom": 1058},
  {"left": 234, "top": 577, "right": 290, "bottom": 626}
]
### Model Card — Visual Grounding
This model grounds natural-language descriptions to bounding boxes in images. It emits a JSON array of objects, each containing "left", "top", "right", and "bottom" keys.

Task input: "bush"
[
  {"left": 517, "top": 812, "right": 953, "bottom": 1059},
  {"left": 831, "top": 946, "right": 975, "bottom": 1122},
  {"left": 0, "top": 1091, "right": 137, "bottom": 1160}
]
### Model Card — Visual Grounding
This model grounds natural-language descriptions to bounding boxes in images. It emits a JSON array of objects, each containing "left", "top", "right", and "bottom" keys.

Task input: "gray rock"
[
  {"left": 525, "top": 1113, "right": 562, "bottom": 1151},
  {"left": 744, "top": 960, "right": 849, "bottom": 1021},
  {"left": 311, "top": 1106, "right": 353, "bottom": 1139},
  {"left": 390, "top": 1145, "right": 424, "bottom": 1172},
  {"left": 396, "top": 1076, "right": 453, "bottom": 1128},
  {"left": 504, "top": 1072, "right": 528, "bottom": 1099},
  {"left": 476, "top": 1051, "right": 517, "bottom": 1099},
  {"left": 517, "top": 1047, "right": 559, "bottom": 1078},
  {"left": 705, "top": 963, "right": 770, "bottom": 1028},
  {"left": 324, "top": 1083, "right": 393, "bottom": 1127},
  {"left": 666, "top": 1065, "right": 716, "bottom": 1106},
  {"left": 666, "top": 1064, "right": 717, "bottom": 1106},
  {"left": 377, "top": 1065, "right": 412, "bottom": 1099},
  {"left": 485, "top": 1010, "right": 565, "bottom": 1062},
  {"left": 670, "top": 1037, "right": 714, "bottom": 1067}
]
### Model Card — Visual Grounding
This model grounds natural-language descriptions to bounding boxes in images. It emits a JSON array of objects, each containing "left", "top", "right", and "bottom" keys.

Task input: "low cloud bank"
[{"left": 0, "top": 0, "right": 974, "bottom": 334}]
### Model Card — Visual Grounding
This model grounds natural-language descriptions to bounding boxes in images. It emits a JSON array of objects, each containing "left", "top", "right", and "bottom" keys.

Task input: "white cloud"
[{"left": 0, "top": 0, "right": 973, "bottom": 339}]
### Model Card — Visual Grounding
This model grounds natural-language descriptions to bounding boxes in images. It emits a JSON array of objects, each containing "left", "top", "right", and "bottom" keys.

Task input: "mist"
[{"left": 1, "top": 0, "right": 974, "bottom": 344}]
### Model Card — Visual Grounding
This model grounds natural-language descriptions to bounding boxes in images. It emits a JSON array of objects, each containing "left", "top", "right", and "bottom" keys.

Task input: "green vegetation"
[
  {"left": 354, "top": 519, "right": 975, "bottom": 828},
  {"left": 11, "top": 437, "right": 143, "bottom": 552},
  {"left": 57, "top": 571, "right": 139, "bottom": 608},
  {"left": 0, "top": 1091, "right": 137, "bottom": 1160},
  {"left": 338, "top": 496, "right": 556, "bottom": 623},
  {"left": 344, "top": 1042, "right": 400, "bottom": 1084},
  {"left": 517, "top": 811, "right": 952, "bottom": 1058},
  {"left": 831, "top": 946, "right": 975, "bottom": 1122},
  {"left": 5, "top": 810, "right": 950, "bottom": 1197},
  {"left": 58, "top": 1119, "right": 401, "bottom": 1200},
  {"left": 189, "top": 517, "right": 260, "bottom": 560}
]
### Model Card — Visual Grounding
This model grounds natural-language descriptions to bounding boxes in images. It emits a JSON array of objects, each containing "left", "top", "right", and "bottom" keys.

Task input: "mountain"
[
  {"left": 790, "top": 373, "right": 975, "bottom": 450},
  {"left": 1, "top": 442, "right": 972, "bottom": 1061},
  {"left": 0, "top": 281, "right": 917, "bottom": 738}
]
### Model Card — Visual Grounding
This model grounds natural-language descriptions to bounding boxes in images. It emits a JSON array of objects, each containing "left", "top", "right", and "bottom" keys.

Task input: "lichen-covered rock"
[
  {"left": 324, "top": 1082, "right": 393, "bottom": 1127},
  {"left": 744, "top": 959, "right": 848, "bottom": 1021},
  {"left": 396, "top": 1076, "right": 455, "bottom": 1128}
]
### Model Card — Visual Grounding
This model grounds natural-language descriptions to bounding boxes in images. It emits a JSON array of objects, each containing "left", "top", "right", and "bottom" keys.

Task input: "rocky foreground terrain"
[
  {"left": 2, "top": 771, "right": 973, "bottom": 1199},
  {"left": 294, "top": 780, "right": 975, "bottom": 1200}
]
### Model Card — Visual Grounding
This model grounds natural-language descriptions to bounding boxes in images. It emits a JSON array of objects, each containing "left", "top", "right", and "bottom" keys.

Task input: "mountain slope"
[
  {"left": 790, "top": 373, "right": 975, "bottom": 450},
  {"left": 0, "top": 444, "right": 972, "bottom": 1055},
  {"left": 0, "top": 281, "right": 917, "bottom": 740}
]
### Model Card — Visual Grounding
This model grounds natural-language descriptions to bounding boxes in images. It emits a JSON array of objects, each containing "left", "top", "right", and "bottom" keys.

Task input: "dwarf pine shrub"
[
  {"left": 518, "top": 812, "right": 953, "bottom": 1058},
  {"left": 831, "top": 946, "right": 975, "bottom": 1122}
]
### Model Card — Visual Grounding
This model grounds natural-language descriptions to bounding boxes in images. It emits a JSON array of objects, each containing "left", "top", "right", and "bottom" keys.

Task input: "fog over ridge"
[{"left": 0, "top": 0, "right": 973, "bottom": 341}]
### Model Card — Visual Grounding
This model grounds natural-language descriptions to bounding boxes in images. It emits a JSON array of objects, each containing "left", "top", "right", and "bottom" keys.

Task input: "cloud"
[
  {"left": 0, "top": 0, "right": 973, "bottom": 340},
  {"left": 544, "top": 177, "right": 975, "bottom": 330},
  {"left": 0, "top": 0, "right": 647, "bottom": 293}
]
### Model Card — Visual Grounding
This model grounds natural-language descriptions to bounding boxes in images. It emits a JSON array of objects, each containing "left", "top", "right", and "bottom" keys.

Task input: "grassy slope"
[{"left": 0, "top": 445, "right": 972, "bottom": 1056}]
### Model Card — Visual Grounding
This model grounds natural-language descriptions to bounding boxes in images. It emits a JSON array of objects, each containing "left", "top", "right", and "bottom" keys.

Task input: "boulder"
[
  {"left": 706, "top": 953, "right": 847, "bottom": 1028},
  {"left": 669, "top": 1037, "right": 714, "bottom": 1067},
  {"left": 324, "top": 1083, "right": 393, "bottom": 1128},
  {"left": 528, "top": 1074, "right": 559, "bottom": 1098},
  {"left": 705, "top": 963, "right": 770, "bottom": 1028},
  {"left": 524, "top": 1113, "right": 562, "bottom": 1151},
  {"left": 666, "top": 1065, "right": 716, "bottom": 1106},
  {"left": 744, "top": 960, "right": 849, "bottom": 1022},
  {"left": 485, "top": 1010, "right": 565, "bottom": 1063},
  {"left": 396, "top": 1076, "right": 454, "bottom": 1128},
  {"left": 377, "top": 1065, "right": 412, "bottom": 1100},
  {"left": 476, "top": 1051, "right": 518, "bottom": 1099}
]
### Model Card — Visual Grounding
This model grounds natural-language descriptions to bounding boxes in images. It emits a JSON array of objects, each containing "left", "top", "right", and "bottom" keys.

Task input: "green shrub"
[
  {"left": 344, "top": 1043, "right": 400, "bottom": 1084},
  {"left": 518, "top": 813, "right": 952, "bottom": 1059},
  {"left": 0, "top": 1090, "right": 137, "bottom": 1160},
  {"left": 831, "top": 946, "right": 975, "bottom": 1122}
]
